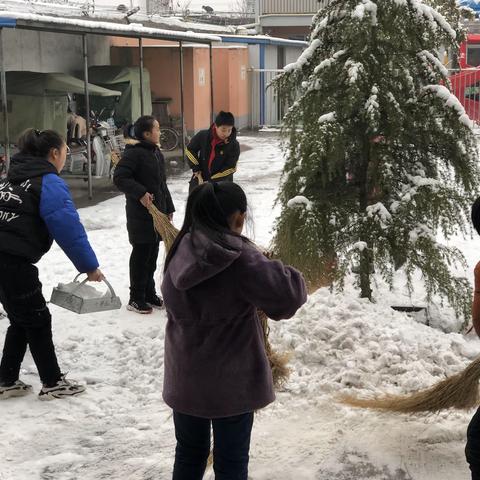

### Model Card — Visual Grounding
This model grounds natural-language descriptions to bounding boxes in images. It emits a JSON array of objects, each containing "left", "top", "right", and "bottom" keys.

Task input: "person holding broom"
[
  {"left": 161, "top": 181, "right": 307, "bottom": 479},
  {"left": 114, "top": 116, "right": 175, "bottom": 314},
  {"left": 466, "top": 197, "right": 480, "bottom": 479},
  {"left": 341, "top": 197, "right": 480, "bottom": 479},
  {"left": 186, "top": 111, "right": 240, "bottom": 193},
  {"left": 0, "top": 128, "right": 103, "bottom": 400}
]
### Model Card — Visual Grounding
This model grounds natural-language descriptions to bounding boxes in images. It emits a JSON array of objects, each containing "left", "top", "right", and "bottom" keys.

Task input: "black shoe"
[
  {"left": 147, "top": 294, "right": 164, "bottom": 310},
  {"left": 127, "top": 299, "right": 153, "bottom": 314}
]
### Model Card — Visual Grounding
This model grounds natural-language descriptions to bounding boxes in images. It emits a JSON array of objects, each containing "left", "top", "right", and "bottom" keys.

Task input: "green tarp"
[
  {"left": 84, "top": 66, "right": 152, "bottom": 126},
  {"left": 0, "top": 71, "right": 121, "bottom": 143}
]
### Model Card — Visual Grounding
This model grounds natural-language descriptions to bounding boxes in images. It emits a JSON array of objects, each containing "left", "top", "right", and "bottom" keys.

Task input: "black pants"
[
  {"left": 129, "top": 241, "right": 160, "bottom": 302},
  {"left": 0, "top": 255, "right": 61, "bottom": 387},
  {"left": 467, "top": 407, "right": 480, "bottom": 479},
  {"left": 172, "top": 411, "right": 254, "bottom": 480}
]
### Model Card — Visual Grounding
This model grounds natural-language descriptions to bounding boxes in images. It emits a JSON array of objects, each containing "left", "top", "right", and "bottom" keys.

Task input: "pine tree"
[{"left": 273, "top": 0, "right": 479, "bottom": 322}]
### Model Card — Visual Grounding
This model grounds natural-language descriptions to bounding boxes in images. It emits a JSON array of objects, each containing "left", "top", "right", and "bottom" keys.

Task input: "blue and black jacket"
[{"left": 0, "top": 153, "right": 99, "bottom": 272}]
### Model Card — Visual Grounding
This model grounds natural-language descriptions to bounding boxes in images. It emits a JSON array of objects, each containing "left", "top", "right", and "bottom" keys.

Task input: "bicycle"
[{"left": 160, "top": 126, "right": 180, "bottom": 152}]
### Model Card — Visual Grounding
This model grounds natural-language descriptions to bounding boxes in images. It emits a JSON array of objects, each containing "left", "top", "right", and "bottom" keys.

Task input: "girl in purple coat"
[{"left": 161, "top": 181, "right": 307, "bottom": 479}]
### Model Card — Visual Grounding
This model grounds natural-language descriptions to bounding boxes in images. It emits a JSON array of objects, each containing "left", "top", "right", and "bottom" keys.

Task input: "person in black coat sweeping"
[
  {"left": 186, "top": 111, "right": 240, "bottom": 193},
  {"left": 113, "top": 116, "right": 175, "bottom": 314}
]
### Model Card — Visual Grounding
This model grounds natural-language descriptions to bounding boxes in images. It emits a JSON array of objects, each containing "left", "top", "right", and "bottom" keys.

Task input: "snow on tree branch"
[
  {"left": 314, "top": 50, "right": 347, "bottom": 74},
  {"left": 403, "top": 0, "right": 457, "bottom": 39},
  {"left": 287, "top": 196, "right": 313, "bottom": 211},
  {"left": 352, "top": 0, "right": 378, "bottom": 25},
  {"left": 422, "top": 85, "right": 474, "bottom": 129},
  {"left": 284, "top": 39, "right": 322, "bottom": 73},
  {"left": 417, "top": 50, "right": 449, "bottom": 77},
  {"left": 318, "top": 112, "right": 337, "bottom": 124}
]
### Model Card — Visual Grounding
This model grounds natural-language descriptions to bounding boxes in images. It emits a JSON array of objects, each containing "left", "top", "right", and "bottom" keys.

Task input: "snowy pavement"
[{"left": 1, "top": 133, "right": 479, "bottom": 479}]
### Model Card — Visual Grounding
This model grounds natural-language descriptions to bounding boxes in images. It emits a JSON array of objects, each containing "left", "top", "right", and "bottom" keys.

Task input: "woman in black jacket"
[{"left": 113, "top": 116, "right": 175, "bottom": 314}]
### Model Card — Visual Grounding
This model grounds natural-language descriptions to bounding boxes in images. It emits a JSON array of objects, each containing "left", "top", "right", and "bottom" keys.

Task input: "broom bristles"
[
  {"left": 340, "top": 356, "right": 480, "bottom": 413},
  {"left": 258, "top": 309, "right": 292, "bottom": 388},
  {"left": 148, "top": 204, "right": 179, "bottom": 252}
]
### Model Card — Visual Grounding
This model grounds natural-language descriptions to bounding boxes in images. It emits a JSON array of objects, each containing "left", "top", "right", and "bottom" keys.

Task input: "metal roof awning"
[
  {"left": 220, "top": 34, "right": 307, "bottom": 48},
  {"left": 5, "top": 71, "right": 121, "bottom": 96},
  {"left": 0, "top": 11, "right": 222, "bottom": 44}
]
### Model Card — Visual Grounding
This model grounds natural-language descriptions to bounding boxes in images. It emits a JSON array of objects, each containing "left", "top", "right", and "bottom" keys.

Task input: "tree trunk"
[
  {"left": 358, "top": 133, "right": 373, "bottom": 300},
  {"left": 359, "top": 247, "right": 373, "bottom": 299}
]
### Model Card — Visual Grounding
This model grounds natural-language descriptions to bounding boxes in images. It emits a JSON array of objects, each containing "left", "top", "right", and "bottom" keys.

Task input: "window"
[{"left": 467, "top": 45, "right": 480, "bottom": 67}]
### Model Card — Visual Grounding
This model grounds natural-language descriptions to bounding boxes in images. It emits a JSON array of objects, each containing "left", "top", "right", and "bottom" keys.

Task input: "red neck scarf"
[{"left": 208, "top": 126, "right": 224, "bottom": 172}]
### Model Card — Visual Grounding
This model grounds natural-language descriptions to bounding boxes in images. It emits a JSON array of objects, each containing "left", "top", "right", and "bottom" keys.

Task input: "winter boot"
[
  {"left": 38, "top": 374, "right": 86, "bottom": 400},
  {"left": 0, "top": 380, "right": 33, "bottom": 399},
  {"left": 127, "top": 299, "right": 153, "bottom": 314},
  {"left": 146, "top": 294, "right": 164, "bottom": 310}
]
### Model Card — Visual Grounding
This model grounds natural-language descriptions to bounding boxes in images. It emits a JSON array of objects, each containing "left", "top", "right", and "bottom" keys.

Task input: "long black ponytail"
[{"left": 164, "top": 181, "right": 248, "bottom": 272}]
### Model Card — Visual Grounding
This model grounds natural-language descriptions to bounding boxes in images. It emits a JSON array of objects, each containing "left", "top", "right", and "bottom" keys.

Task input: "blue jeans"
[
  {"left": 172, "top": 411, "right": 254, "bottom": 480},
  {"left": 467, "top": 407, "right": 480, "bottom": 480}
]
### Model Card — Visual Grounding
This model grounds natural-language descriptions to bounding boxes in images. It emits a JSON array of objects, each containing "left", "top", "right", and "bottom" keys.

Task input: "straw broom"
[
  {"left": 340, "top": 356, "right": 480, "bottom": 413},
  {"left": 148, "top": 204, "right": 179, "bottom": 252}
]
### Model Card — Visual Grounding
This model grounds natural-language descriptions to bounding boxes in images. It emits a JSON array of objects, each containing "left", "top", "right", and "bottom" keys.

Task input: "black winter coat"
[
  {"left": 113, "top": 141, "right": 175, "bottom": 244},
  {"left": 186, "top": 125, "right": 240, "bottom": 191},
  {"left": 0, "top": 155, "right": 56, "bottom": 263},
  {"left": 0, "top": 154, "right": 98, "bottom": 272}
]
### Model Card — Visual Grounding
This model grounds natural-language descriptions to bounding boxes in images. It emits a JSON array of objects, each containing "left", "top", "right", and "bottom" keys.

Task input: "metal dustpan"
[{"left": 50, "top": 274, "right": 122, "bottom": 314}]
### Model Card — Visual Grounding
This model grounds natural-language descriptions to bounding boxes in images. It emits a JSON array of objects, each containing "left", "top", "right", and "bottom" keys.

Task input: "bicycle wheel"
[{"left": 160, "top": 128, "right": 179, "bottom": 152}]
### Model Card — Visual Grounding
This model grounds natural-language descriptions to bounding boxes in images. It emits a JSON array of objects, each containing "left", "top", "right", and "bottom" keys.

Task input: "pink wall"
[
  {"left": 212, "top": 47, "right": 249, "bottom": 128},
  {"left": 110, "top": 41, "right": 249, "bottom": 133},
  {"left": 192, "top": 48, "right": 213, "bottom": 131}
]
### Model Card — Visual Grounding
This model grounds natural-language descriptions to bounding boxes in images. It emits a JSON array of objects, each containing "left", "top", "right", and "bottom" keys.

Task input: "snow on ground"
[{"left": 1, "top": 133, "right": 480, "bottom": 479}]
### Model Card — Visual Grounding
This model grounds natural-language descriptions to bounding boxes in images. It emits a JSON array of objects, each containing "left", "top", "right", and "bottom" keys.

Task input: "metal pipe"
[
  {"left": 179, "top": 40, "right": 186, "bottom": 162},
  {"left": 83, "top": 34, "right": 93, "bottom": 199},
  {"left": 209, "top": 43, "right": 214, "bottom": 123},
  {"left": 139, "top": 37, "right": 144, "bottom": 116},
  {"left": 0, "top": 29, "right": 10, "bottom": 172}
]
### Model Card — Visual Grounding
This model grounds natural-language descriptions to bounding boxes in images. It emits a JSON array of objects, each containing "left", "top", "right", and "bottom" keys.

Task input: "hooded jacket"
[
  {"left": 161, "top": 230, "right": 307, "bottom": 418},
  {"left": 113, "top": 140, "right": 175, "bottom": 244},
  {"left": 0, "top": 153, "right": 99, "bottom": 272},
  {"left": 186, "top": 125, "right": 240, "bottom": 189}
]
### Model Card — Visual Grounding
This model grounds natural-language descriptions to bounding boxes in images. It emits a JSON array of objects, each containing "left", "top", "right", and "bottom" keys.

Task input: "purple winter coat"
[{"left": 161, "top": 230, "right": 307, "bottom": 419}]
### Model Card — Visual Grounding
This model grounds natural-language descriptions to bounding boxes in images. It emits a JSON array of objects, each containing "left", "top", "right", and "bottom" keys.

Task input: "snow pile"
[{"left": 269, "top": 287, "right": 480, "bottom": 402}]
